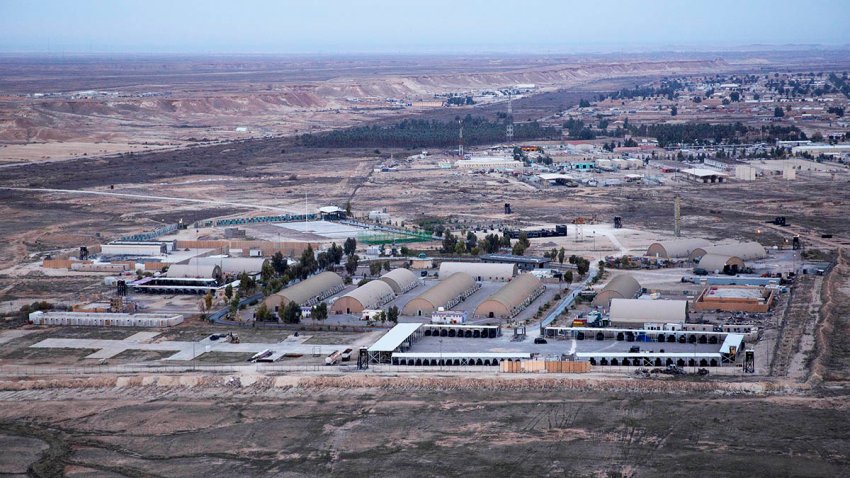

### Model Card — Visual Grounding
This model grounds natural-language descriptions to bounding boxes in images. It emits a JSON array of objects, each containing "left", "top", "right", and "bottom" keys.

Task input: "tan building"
[
  {"left": 186, "top": 257, "right": 268, "bottom": 275},
  {"left": 609, "top": 299, "right": 688, "bottom": 328},
  {"left": 474, "top": 274, "right": 544, "bottom": 319},
  {"left": 439, "top": 262, "right": 516, "bottom": 282},
  {"left": 591, "top": 274, "right": 642, "bottom": 308},
  {"left": 645, "top": 239, "right": 711, "bottom": 259},
  {"left": 402, "top": 272, "right": 477, "bottom": 317},
  {"left": 166, "top": 264, "right": 222, "bottom": 280},
  {"left": 696, "top": 253, "right": 745, "bottom": 274},
  {"left": 691, "top": 241, "right": 766, "bottom": 261},
  {"left": 331, "top": 280, "right": 395, "bottom": 315},
  {"left": 693, "top": 285, "right": 776, "bottom": 313},
  {"left": 379, "top": 268, "right": 419, "bottom": 294},
  {"left": 264, "top": 271, "right": 344, "bottom": 312}
]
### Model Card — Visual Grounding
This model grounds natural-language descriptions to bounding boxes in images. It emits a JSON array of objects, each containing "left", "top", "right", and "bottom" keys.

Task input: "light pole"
[{"left": 439, "top": 338, "right": 443, "bottom": 371}]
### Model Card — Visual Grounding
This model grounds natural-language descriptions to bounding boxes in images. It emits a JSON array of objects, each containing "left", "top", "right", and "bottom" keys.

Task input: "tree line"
[{"left": 296, "top": 115, "right": 559, "bottom": 149}]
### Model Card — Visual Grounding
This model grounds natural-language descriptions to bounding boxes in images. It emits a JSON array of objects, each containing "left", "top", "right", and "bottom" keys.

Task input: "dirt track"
[{"left": 0, "top": 375, "right": 848, "bottom": 477}]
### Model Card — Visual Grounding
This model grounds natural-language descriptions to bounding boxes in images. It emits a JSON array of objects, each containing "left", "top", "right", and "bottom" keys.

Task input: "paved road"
[
  {"left": 1, "top": 187, "right": 297, "bottom": 213},
  {"left": 536, "top": 265, "right": 598, "bottom": 335}
]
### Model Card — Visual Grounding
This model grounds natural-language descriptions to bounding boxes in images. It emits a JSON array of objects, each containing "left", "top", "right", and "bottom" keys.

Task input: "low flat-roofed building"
[
  {"left": 609, "top": 298, "right": 688, "bottom": 328},
  {"left": 681, "top": 168, "right": 728, "bottom": 183},
  {"left": 479, "top": 254, "right": 550, "bottom": 270},
  {"left": 29, "top": 311, "right": 183, "bottom": 327},
  {"left": 455, "top": 157, "right": 522, "bottom": 170},
  {"left": 693, "top": 285, "right": 776, "bottom": 313}
]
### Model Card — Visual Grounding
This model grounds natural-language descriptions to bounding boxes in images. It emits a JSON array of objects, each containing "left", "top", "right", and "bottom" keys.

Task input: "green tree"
[
  {"left": 558, "top": 247, "right": 566, "bottom": 264},
  {"left": 282, "top": 301, "right": 302, "bottom": 324},
  {"left": 383, "top": 260, "right": 391, "bottom": 271},
  {"left": 511, "top": 241, "right": 527, "bottom": 256},
  {"left": 230, "top": 291, "right": 241, "bottom": 315},
  {"left": 774, "top": 107, "right": 785, "bottom": 118},
  {"left": 312, "top": 302, "right": 328, "bottom": 323},
  {"left": 255, "top": 303, "right": 272, "bottom": 321},
  {"left": 346, "top": 254, "right": 360, "bottom": 276},
  {"left": 387, "top": 305, "right": 399, "bottom": 323},
  {"left": 500, "top": 232, "right": 512, "bottom": 248},
  {"left": 261, "top": 261, "right": 274, "bottom": 282},
  {"left": 224, "top": 284, "right": 233, "bottom": 301},
  {"left": 442, "top": 228, "right": 458, "bottom": 253},
  {"left": 343, "top": 237, "right": 357, "bottom": 256},
  {"left": 369, "top": 261, "right": 382, "bottom": 276},
  {"left": 670, "top": 106, "right": 678, "bottom": 116},
  {"left": 564, "top": 271, "right": 573, "bottom": 283},
  {"left": 454, "top": 242, "right": 466, "bottom": 255},
  {"left": 271, "top": 251, "right": 288, "bottom": 276}
]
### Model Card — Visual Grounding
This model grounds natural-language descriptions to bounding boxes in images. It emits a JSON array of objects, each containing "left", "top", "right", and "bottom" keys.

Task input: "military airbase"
[{"left": 2, "top": 2, "right": 850, "bottom": 474}]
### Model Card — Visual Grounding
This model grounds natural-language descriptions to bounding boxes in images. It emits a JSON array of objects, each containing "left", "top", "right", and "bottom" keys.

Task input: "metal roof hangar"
[
  {"left": 331, "top": 280, "right": 395, "bottom": 315},
  {"left": 378, "top": 268, "right": 419, "bottom": 294},
  {"left": 591, "top": 274, "right": 642, "bottom": 308},
  {"left": 692, "top": 241, "right": 767, "bottom": 261},
  {"left": 439, "top": 262, "right": 516, "bottom": 281},
  {"left": 645, "top": 239, "right": 712, "bottom": 259},
  {"left": 697, "top": 253, "right": 746, "bottom": 273},
  {"left": 264, "top": 271, "right": 344, "bottom": 311},
  {"left": 402, "top": 272, "right": 478, "bottom": 316},
  {"left": 186, "top": 257, "right": 268, "bottom": 275},
  {"left": 474, "top": 274, "right": 544, "bottom": 319},
  {"left": 166, "top": 264, "right": 222, "bottom": 280}
]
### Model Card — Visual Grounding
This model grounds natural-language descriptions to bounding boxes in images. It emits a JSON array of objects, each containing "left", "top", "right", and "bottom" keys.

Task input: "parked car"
[{"left": 534, "top": 337, "right": 548, "bottom": 344}]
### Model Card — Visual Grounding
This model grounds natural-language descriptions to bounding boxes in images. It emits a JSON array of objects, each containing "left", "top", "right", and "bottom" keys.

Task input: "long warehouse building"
[
  {"left": 474, "top": 273, "right": 544, "bottom": 319},
  {"left": 331, "top": 280, "right": 395, "bottom": 315},
  {"left": 609, "top": 298, "right": 688, "bottom": 328},
  {"left": 438, "top": 262, "right": 516, "bottom": 282},
  {"left": 691, "top": 241, "right": 766, "bottom": 261},
  {"left": 166, "top": 264, "right": 222, "bottom": 280},
  {"left": 264, "top": 271, "right": 344, "bottom": 311},
  {"left": 186, "top": 257, "right": 269, "bottom": 275},
  {"left": 402, "top": 272, "right": 478, "bottom": 316}
]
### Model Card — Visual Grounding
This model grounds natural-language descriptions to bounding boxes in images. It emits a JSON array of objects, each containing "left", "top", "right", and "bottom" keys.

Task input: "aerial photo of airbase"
[{"left": 1, "top": 1, "right": 850, "bottom": 476}]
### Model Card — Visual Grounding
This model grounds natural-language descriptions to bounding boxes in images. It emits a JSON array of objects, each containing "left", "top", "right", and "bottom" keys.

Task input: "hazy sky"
[{"left": 1, "top": 0, "right": 849, "bottom": 54}]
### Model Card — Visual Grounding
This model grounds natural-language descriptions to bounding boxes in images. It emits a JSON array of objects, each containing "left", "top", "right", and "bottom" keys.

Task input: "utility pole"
[
  {"left": 458, "top": 119, "right": 464, "bottom": 157},
  {"left": 506, "top": 92, "right": 514, "bottom": 143},
  {"left": 673, "top": 194, "right": 681, "bottom": 238}
]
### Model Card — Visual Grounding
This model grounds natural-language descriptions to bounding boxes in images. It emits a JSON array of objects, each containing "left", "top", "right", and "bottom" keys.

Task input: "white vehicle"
[{"left": 325, "top": 350, "right": 342, "bottom": 365}]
